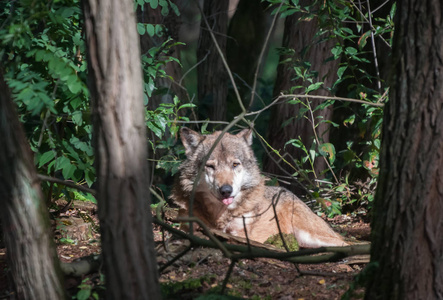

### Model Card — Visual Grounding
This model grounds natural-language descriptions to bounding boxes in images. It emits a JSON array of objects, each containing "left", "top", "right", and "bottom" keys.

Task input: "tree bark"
[
  {"left": 197, "top": 0, "right": 229, "bottom": 123},
  {"left": 0, "top": 69, "right": 65, "bottom": 299},
  {"left": 226, "top": 0, "right": 268, "bottom": 117},
  {"left": 264, "top": 8, "right": 340, "bottom": 194},
  {"left": 82, "top": 0, "right": 161, "bottom": 298},
  {"left": 137, "top": 1, "right": 187, "bottom": 108},
  {"left": 365, "top": 0, "right": 443, "bottom": 299}
]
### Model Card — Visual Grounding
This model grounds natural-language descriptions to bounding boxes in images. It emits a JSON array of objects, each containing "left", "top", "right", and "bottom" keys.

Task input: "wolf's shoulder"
[{"left": 263, "top": 185, "right": 300, "bottom": 201}]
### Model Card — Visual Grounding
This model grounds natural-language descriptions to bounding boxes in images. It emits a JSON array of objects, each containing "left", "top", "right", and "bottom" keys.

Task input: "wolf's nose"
[{"left": 219, "top": 185, "right": 233, "bottom": 198}]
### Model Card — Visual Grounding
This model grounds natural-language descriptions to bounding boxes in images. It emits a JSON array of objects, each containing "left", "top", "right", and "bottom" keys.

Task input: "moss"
[{"left": 264, "top": 233, "right": 299, "bottom": 251}]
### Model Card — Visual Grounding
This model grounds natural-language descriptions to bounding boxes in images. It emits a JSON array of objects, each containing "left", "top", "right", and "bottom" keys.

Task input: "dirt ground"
[{"left": 0, "top": 201, "right": 370, "bottom": 299}]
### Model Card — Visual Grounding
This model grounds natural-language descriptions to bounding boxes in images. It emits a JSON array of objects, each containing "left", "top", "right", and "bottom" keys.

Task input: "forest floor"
[{"left": 0, "top": 200, "right": 371, "bottom": 299}]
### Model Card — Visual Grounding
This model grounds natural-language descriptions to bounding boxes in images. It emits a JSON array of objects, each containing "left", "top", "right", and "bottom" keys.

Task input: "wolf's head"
[{"left": 179, "top": 127, "right": 262, "bottom": 210}]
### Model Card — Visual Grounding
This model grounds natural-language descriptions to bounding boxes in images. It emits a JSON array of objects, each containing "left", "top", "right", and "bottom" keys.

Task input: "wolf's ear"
[
  {"left": 180, "top": 127, "right": 204, "bottom": 155},
  {"left": 236, "top": 128, "right": 253, "bottom": 146}
]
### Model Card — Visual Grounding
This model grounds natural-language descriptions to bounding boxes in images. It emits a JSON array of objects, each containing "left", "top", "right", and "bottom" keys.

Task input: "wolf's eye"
[{"left": 232, "top": 162, "right": 240, "bottom": 168}]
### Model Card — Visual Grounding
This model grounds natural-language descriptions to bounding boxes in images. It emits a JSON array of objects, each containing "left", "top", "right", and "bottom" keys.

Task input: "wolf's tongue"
[{"left": 222, "top": 197, "right": 234, "bottom": 206}]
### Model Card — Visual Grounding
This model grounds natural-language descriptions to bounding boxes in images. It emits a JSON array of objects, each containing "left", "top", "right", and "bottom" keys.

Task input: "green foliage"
[
  {"left": 58, "top": 237, "right": 76, "bottom": 245},
  {"left": 73, "top": 277, "right": 104, "bottom": 300},
  {"left": 72, "top": 190, "right": 96, "bottom": 203},
  {"left": 147, "top": 96, "right": 194, "bottom": 175},
  {"left": 264, "top": 0, "right": 394, "bottom": 215},
  {"left": 160, "top": 275, "right": 216, "bottom": 299},
  {"left": 135, "top": 0, "right": 180, "bottom": 16},
  {"left": 1, "top": 0, "right": 94, "bottom": 195},
  {"left": 142, "top": 40, "right": 184, "bottom": 102},
  {"left": 1, "top": 0, "right": 187, "bottom": 198}
]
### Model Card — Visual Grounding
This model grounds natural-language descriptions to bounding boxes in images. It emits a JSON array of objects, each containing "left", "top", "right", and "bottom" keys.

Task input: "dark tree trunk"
[
  {"left": 264, "top": 8, "right": 340, "bottom": 194},
  {"left": 0, "top": 69, "right": 65, "bottom": 299},
  {"left": 137, "top": 2, "right": 186, "bottom": 181},
  {"left": 365, "top": 0, "right": 443, "bottom": 299},
  {"left": 226, "top": 0, "right": 268, "bottom": 117},
  {"left": 137, "top": 1, "right": 187, "bottom": 108},
  {"left": 197, "top": 0, "right": 229, "bottom": 123},
  {"left": 82, "top": 0, "right": 161, "bottom": 298}
]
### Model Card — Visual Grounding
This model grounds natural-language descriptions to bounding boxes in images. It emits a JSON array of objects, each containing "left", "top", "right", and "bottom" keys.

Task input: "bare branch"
[{"left": 37, "top": 174, "right": 96, "bottom": 195}]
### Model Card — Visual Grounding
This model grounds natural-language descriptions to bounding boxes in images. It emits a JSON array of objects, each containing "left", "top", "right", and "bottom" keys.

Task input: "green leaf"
[
  {"left": 358, "top": 31, "right": 372, "bottom": 49},
  {"left": 38, "top": 151, "right": 55, "bottom": 167},
  {"left": 331, "top": 46, "right": 342, "bottom": 58},
  {"left": 305, "top": 82, "right": 323, "bottom": 93},
  {"left": 149, "top": 0, "right": 158, "bottom": 9},
  {"left": 285, "top": 138, "right": 304, "bottom": 149},
  {"left": 343, "top": 114, "right": 355, "bottom": 126},
  {"left": 84, "top": 169, "right": 95, "bottom": 188},
  {"left": 178, "top": 103, "right": 196, "bottom": 110},
  {"left": 155, "top": 24, "right": 164, "bottom": 37},
  {"left": 345, "top": 47, "right": 358, "bottom": 55},
  {"left": 309, "top": 149, "right": 316, "bottom": 163},
  {"left": 337, "top": 66, "right": 347, "bottom": 79},
  {"left": 76, "top": 288, "right": 91, "bottom": 300},
  {"left": 67, "top": 75, "right": 82, "bottom": 94},
  {"left": 161, "top": 4, "right": 169, "bottom": 16},
  {"left": 137, "top": 23, "right": 146, "bottom": 35},
  {"left": 319, "top": 143, "right": 336, "bottom": 164},
  {"left": 147, "top": 121, "right": 163, "bottom": 138},
  {"left": 71, "top": 111, "right": 83, "bottom": 125},
  {"left": 146, "top": 24, "right": 155, "bottom": 37},
  {"left": 62, "top": 161, "right": 77, "bottom": 180},
  {"left": 168, "top": 0, "right": 180, "bottom": 16}
]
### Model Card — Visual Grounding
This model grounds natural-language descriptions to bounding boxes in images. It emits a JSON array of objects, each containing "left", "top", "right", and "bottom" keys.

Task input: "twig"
[
  {"left": 37, "top": 174, "right": 96, "bottom": 195},
  {"left": 254, "top": 130, "right": 315, "bottom": 190},
  {"left": 350, "top": 0, "right": 391, "bottom": 48},
  {"left": 271, "top": 191, "right": 290, "bottom": 252},
  {"left": 177, "top": 217, "right": 232, "bottom": 258},
  {"left": 372, "top": 0, "right": 391, "bottom": 13},
  {"left": 196, "top": 0, "right": 245, "bottom": 112},
  {"left": 270, "top": 190, "right": 303, "bottom": 273},
  {"left": 178, "top": 50, "right": 209, "bottom": 87},
  {"left": 158, "top": 245, "right": 193, "bottom": 273},
  {"left": 244, "top": 94, "right": 384, "bottom": 119},
  {"left": 305, "top": 99, "right": 339, "bottom": 184},
  {"left": 298, "top": 269, "right": 357, "bottom": 278},
  {"left": 173, "top": 120, "right": 230, "bottom": 125},
  {"left": 249, "top": 2, "right": 283, "bottom": 109},
  {"left": 221, "top": 259, "right": 237, "bottom": 294},
  {"left": 366, "top": 0, "right": 382, "bottom": 91},
  {"left": 242, "top": 216, "right": 252, "bottom": 253}
]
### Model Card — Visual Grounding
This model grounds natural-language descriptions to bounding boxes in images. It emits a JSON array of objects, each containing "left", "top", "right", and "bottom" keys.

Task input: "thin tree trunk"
[
  {"left": 0, "top": 69, "right": 65, "bottom": 299},
  {"left": 264, "top": 8, "right": 340, "bottom": 194},
  {"left": 82, "top": 0, "right": 161, "bottom": 298},
  {"left": 197, "top": 0, "right": 229, "bottom": 123},
  {"left": 366, "top": 0, "right": 443, "bottom": 298}
]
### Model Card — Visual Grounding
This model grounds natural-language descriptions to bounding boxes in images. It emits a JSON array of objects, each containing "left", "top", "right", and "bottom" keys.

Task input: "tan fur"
[{"left": 170, "top": 128, "right": 348, "bottom": 248}]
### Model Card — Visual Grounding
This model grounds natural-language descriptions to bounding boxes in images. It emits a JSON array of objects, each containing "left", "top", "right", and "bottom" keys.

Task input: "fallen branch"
[{"left": 154, "top": 217, "right": 370, "bottom": 265}]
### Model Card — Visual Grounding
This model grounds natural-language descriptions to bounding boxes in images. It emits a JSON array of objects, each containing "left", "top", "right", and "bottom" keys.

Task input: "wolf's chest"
[{"left": 222, "top": 212, "right": 256, "bottom": 236}]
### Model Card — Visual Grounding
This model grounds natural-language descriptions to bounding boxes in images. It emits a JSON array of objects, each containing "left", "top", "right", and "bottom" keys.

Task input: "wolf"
[{"left": 170, "top": 127, "right": 348, "bottom": 248}]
